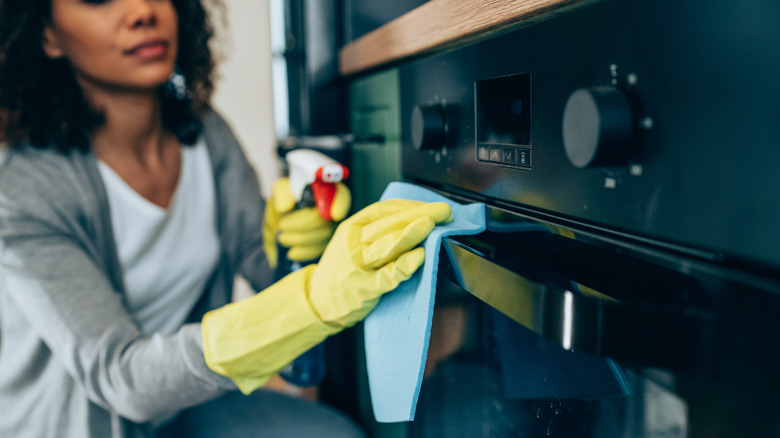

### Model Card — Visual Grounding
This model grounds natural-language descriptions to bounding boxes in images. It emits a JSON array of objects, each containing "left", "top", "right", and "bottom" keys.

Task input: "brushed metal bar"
[{"left": 438, "top": 236, "right": 718, "bottom": 376}]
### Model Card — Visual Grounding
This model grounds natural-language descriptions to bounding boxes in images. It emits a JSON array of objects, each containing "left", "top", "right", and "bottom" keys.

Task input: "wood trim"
[{"left": 339, "top": 0, "right": 589, "bottom": 76}]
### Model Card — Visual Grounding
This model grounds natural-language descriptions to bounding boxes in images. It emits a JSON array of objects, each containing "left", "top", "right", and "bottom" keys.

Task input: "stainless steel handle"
[{"left": 438, "top": 233, "right": 718, "bottom": 376}]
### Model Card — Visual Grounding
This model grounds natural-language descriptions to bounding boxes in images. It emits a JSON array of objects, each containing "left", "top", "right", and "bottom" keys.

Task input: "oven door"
[{"left": 406, "top": 210, "right": 780, "bottom": 438}]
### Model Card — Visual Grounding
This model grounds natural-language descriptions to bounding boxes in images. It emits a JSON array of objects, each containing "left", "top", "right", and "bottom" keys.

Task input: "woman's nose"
[{"left": 126, "top": 0, "right": 157, "bottom": 28}]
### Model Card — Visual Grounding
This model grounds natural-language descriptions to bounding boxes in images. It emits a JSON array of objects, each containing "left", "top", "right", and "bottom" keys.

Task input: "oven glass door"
[
  {"left": 412, "top": 283, "right": 688, "bottom": 438},
  {"left": 401, "top": 215, "right": 780, "bottom": 438}
]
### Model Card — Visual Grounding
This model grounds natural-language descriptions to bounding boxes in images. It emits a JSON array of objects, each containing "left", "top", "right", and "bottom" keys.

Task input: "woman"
[{"left": 0, "top": 0, "right": 451, "bottom": 437}]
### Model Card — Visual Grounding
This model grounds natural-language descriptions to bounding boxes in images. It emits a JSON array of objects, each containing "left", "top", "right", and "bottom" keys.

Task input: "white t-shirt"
[{"left": 98, "top": 139, "right": 220, "bottom": 336}]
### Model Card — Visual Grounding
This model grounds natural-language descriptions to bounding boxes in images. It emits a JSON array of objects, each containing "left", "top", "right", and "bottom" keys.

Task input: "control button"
[
  {"left": 477, "top": 146, "right": 490, "bottom": 161},
  {"left": 562, "top": 86, "right": 634, "bottom": 168},
  {"left": 411, "top": 104, "right": 447, "bottom": 150},
  {"left": 516, "top": 148, "right": 531, "bottom": 167},
  {"left": 489, "top": 148, "right": 502, "bottom": 163},
  {"left": 502, "top": 148, "right": 515, "bottom": 165}
]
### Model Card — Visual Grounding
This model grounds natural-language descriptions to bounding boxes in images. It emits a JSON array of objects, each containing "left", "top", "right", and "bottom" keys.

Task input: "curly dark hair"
[{"left": 0, "top": 0, "right": 222, "bottom": 152}]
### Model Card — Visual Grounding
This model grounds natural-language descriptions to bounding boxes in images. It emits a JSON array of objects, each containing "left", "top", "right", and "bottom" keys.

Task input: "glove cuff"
[{"left": 201, "top": 266, "right": 341, "bottom": 394}]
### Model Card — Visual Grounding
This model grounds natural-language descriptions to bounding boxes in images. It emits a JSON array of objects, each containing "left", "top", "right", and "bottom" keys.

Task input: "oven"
[{"left": 371, "top": 0, "right": 780, "bottom": 436}]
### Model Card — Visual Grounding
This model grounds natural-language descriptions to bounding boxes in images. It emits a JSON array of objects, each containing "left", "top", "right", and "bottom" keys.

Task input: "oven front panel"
[{"left": 399, "top": 0, "right": 780, "bottom": 270}]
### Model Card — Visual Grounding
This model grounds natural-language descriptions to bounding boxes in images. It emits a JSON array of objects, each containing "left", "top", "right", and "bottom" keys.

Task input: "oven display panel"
[{"left": 476, "top": 73, "right": 532, "bottom": 169}]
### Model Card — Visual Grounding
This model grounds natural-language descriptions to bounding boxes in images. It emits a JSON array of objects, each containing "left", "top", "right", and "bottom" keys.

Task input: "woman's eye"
[{"left": 82, "top": 0, "right": 110, "bottom": 4}]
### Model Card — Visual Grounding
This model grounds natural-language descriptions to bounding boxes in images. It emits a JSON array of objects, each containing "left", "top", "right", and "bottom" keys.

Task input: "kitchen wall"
[
  {"left": 206, "top": 1, "right": 277, "bottom": 300},
  {"left": 209, "top": 0, "right": 279, "bottom": 198}
]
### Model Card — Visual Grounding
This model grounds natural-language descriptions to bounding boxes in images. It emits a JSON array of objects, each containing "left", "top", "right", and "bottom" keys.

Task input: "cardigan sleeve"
[{"left": 0, "top": 148, "right": 236, "bottom": 424}]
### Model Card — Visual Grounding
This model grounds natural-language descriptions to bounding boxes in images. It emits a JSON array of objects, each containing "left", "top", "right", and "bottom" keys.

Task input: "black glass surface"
[{"left": 476, "top": 73, "right": 532, "bottom": 148}]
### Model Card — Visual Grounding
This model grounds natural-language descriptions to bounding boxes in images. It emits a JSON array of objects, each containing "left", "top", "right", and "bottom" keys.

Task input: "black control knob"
[
  {"left": 562, "top": 86, "right": 634, "bottom": 168},
  {"left": 411, "top": 104, "right": 447, "bottom": 150}
]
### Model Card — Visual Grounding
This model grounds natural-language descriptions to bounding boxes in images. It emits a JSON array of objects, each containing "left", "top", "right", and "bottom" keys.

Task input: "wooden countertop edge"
[{"left": 339, "top": 0, "right": 587, "bottom": 77}]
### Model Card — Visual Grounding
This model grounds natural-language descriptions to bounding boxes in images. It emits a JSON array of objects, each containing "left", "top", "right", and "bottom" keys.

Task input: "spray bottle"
[{"left": 276, "top": 149, "right": 349, "bottom": 387}]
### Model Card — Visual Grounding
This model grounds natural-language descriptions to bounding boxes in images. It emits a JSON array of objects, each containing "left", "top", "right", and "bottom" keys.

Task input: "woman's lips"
[{"left": 126, "top": 40, "right": 168, "bottom": 59}]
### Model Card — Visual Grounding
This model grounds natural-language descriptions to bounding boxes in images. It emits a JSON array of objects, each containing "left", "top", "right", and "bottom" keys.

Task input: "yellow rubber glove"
[
  {"left": 262, "top": 177, "right": 351, "bottom": 268},
  {"left": 308, "top": 199, "right": 453, "bottom": 327},
  {"left": 202, "top": 199, "right": 452, "bottom": 394}
]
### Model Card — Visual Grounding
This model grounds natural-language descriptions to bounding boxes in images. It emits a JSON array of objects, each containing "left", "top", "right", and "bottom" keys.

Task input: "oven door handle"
[{"left": 438, "top": 236, "right": 718, "bottom": 376}]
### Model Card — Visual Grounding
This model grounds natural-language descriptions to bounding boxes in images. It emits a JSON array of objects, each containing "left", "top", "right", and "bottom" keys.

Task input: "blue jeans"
[{"left": 155, "top": 389, "right": 366, "bottom": 438}]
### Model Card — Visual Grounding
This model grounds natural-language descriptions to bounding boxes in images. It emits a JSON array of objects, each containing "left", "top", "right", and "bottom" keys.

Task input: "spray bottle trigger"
[{"left": 311, "top": 180, "right": 337, "bottom": 221}]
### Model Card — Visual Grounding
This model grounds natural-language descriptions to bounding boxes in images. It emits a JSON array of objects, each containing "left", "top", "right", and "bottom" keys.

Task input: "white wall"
[
  {"left": 207, "top": 1, "right": 277, "bottom": 301},
  {"left": 209, "top": 0, "right": 279, "bottom": 197}
]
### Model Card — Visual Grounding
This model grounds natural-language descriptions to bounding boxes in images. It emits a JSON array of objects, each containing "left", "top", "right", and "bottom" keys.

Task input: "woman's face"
[{"left": 42, "top": 0, "right": 179, "bottom": 95}]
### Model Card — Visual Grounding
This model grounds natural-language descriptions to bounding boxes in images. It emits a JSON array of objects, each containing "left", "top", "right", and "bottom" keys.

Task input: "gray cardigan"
[{"left": 0, "top": 110, "right": 275, "bottom": 437}]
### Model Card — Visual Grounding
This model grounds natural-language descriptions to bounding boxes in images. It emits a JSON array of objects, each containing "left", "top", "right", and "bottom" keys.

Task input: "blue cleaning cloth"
[{"left": 364, "top": 182, "right": 487, "bottom": 423}]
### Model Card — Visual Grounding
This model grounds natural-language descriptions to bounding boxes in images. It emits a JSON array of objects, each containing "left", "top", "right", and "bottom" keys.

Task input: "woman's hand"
[
  {"left": 262, "top": 177, "right": 351, "bottom": 268},
  {"left": 307, "top": 199, "right": 452, "bottom": 328},
  {"left": 203, "top": 198, "right": 451, "bottom": 394}
]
